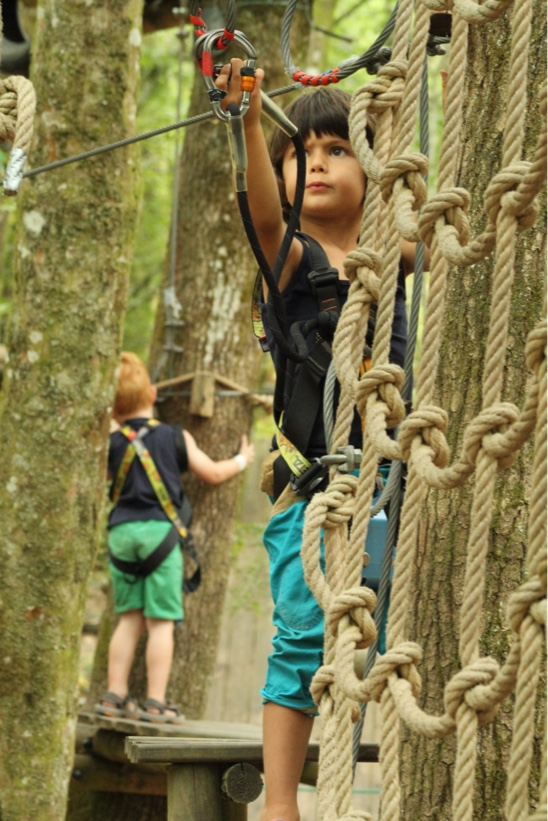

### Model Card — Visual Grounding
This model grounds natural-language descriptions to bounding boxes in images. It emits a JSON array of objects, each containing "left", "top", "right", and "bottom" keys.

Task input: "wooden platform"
[
  {"left": 124, "top": 736, "right": 379, "bottom": 821},
  {"left": 74, "top": 712, "right": 378, "bottom": 817}
]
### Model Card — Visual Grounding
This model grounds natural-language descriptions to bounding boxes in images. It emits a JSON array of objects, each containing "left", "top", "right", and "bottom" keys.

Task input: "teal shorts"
[
  {"left": 108, "top": 520, "right": 184, "bottom": 621},
  {"left": 261, "top": 500, "right": 324, "bottom": 715},
  {"left": 261, "top": 493, "right": 390, "bottom": 714}
]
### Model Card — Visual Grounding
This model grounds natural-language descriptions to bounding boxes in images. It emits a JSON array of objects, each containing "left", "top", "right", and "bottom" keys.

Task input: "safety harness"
[
  {"left": 254, "top": 233, "right": 354, "bottom": 500},
  {"left": 109, "top": 419, "right": 201, "bottom": 594}
]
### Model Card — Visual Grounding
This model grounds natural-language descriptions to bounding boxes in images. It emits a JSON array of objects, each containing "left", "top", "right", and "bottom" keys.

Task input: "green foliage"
[{"left": 123, "top": 26, "right": 194, "bottom": 358}]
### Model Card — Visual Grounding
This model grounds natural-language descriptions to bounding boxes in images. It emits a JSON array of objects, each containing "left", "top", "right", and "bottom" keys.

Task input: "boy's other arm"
[{"left": 184, "top": 430, "right": 255, "bottom": 485}]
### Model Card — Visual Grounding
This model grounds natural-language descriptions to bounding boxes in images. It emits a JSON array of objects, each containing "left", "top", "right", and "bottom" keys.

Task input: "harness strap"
[{"left": 108, "top": 525, "right": 180, "bottom": 580}]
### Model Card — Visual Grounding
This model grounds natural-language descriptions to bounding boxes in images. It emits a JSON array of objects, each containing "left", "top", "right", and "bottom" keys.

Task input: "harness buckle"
[
  {"left": 290, "top": 458, "right": 329, "bottom": 497},
  {"left": 320, "top": 446, "right": 363, "bottom": 473}
]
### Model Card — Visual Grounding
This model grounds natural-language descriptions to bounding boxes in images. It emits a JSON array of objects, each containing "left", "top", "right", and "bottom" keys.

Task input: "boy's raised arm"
[{"left": 215, "top": 59, "right": 301, "bottom": 282}]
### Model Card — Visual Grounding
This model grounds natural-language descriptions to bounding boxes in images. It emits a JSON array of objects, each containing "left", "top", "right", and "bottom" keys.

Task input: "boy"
[
  {"left": 95, "top": 351, "right": 254, "bottom": 723},
  {"left": 215, "top": 61, "right": 416, "bottom": 820}
]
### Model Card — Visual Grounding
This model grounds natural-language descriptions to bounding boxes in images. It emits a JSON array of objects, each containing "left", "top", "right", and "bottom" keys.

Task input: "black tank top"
[{"left": 107, "top": 418, "right": 187, "bottom": 528}]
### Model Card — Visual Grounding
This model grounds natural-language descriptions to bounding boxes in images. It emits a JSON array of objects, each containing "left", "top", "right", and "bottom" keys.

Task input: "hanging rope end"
[{"left": 3, "top": 147, "right": 28, "bottom": 196}]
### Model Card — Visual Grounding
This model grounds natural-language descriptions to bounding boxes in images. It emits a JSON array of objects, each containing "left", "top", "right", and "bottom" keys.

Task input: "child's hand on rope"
[{"left": 215, "top": 58, "right": 264, "bottom": 126}]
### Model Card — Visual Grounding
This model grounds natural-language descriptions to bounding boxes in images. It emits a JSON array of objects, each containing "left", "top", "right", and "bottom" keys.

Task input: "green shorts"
[{"left": 108, "top": 520, "right": 184, "bottom": 621}]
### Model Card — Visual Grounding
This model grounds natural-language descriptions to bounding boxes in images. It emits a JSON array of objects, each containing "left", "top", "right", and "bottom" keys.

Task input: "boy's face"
[{"left": 281, "top": 131, "right": 366, "bottom": 222}]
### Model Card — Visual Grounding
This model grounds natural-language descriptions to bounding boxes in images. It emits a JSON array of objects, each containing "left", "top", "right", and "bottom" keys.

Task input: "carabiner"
[{"left": 194, "top": 28, "right": 257, "bottom": 123}]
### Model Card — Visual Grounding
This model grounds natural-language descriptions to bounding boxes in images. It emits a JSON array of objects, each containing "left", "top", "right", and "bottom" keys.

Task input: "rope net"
[{"left": 300, "top": 1, "right": 546, "bottom": 819}]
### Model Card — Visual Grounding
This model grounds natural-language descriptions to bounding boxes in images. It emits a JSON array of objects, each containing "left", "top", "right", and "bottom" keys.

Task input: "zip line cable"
[{"left": 8, "top": 82, "right": 300, "bottom": 185}]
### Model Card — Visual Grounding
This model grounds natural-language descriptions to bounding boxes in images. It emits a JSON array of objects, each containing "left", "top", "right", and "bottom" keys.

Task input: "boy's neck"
[
  {"left": 117, "top": 405, "right": 155, "bottom": 424},
  {"left": 300, "top": 216, "right": 360, "bottom": 253}
]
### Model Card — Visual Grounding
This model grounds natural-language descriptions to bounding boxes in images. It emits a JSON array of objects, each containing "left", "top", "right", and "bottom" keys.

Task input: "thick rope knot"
[
  {"left": 366, "top": 641, "right": 423, "bottom": 702},
  {"left": 337, "top": 812, "right": 373, "bottom": 821},
  {"left": 418, "top": 187, "right": 471, "bottom": 248},
  {"left": 343, "top": 247, "right": 383, "bottom": 295},
  {"left": 310, "top": 663, "right": 336, "bottom": 707},
  {"left": 398, "top": 405, "right": 450, "bottom": 466},
  {"left": 444, "top": 657, "right": 500, "bottom": 724},
  {"left": 320, "top": 474, "right": 359, "bottom": 530},
  {"left": 484, "top": 162, "right": 540, "bottom": 231},
  {"left": 454, "top": 0, "right": 515, "bottom": 24},
  {"left": 326, "top": 586, "right": 377, "bottom": 649},
  {"left": 507, "top": 578, "right": 546, "bottom": 634},
  {"left": 422, "top": 0, "right": 453, "bottom": 9},
  {"left": 380, "top": 151, "right": 429, "bottom": 207},
  {"left": 359, "top": 60, "right": 408, "bottom": 116},
  {"left": 356, "top": 364, "right": 405, "bottom": 430},
  {"left": 525, "top": 318, "right": 547, "bottom": 375},
  {"left": 462, "top": 403, "right": 520, "bottom": 469}
]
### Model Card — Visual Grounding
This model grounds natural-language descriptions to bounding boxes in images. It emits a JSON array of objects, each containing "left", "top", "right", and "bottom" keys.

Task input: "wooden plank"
[
  {"left": 79, "top": 713, "right": 262, "bottom": 740},
  {"left": 126, "top": 737, "right": 379, "bottom": 766}
]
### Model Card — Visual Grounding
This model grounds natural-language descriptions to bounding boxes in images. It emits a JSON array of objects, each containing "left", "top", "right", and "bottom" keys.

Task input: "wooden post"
[
  {"left": 167, "top": 762, "right": 227, "bottom": 821},
  {"left": 189, "top": 371, "right": 216, "bottom": 417}
]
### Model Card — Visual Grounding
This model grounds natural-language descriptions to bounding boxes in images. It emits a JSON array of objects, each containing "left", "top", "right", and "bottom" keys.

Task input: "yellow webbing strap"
[
  {"left": 112, "top": 419, "right": 188, "bottom": 539},
  {"left": 275, "top": 423, "right": 311, "bottom": 479}
]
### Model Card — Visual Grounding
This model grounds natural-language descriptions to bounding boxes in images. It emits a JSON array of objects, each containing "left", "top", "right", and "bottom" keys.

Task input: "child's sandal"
[
  {"left": 95, "top": 691, "right": 140, "bottom": 719},
  {"left": 138, "top": 698, "right": 185, "bottom": 724}
]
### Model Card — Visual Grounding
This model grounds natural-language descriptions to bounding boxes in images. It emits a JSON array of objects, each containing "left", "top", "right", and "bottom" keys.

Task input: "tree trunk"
[
  {"left": 400, "top": 2, "right": 546, "bottom": 818},
  {"left": 0, "top": 1, "right": 142, "bottom": 819},
  {"left": 79, "top": 5, "right": 310, "bottom": 820}
]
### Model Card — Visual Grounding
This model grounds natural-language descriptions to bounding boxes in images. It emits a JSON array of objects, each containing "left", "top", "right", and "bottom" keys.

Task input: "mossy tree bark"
[
  {"left": 400, "top": 3, "right": 546, "bottom": 818},
  {"left": 0, "top": 1, "right": 142, "bottom": 820}
]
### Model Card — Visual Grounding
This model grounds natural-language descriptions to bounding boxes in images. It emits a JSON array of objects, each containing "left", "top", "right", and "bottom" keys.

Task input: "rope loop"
[
  {"left": 525, "top": 318, "right": 547, "bottom": 375},
  {"left": 343, "top": 247, "right": 383, "bottom": 292},
  {"left": 462, "top": 403, "right": 520, "bottom": 469},
  {"left": 444, "top": 657, "right": 500, "bottom": 724},
  {"left": 358, "top": 59, "right": 408, "bottom": 116},
  {"left": 398, "top": 405, "right": 450, "bottom": 467},
  {"left": 380, "top": 151, "right": 429, "bottom": 207},
  {"left": 367, "top": 641, "right": 423, "bottom": 702},
  {"left": 418, "top": 187, "right": 471, "bottom": 248},
  {"left": 327, "top": 587, "right": 377, "bottom": 649},
  {"left": 507, "top": 578, "right": 546, "bottom": 634},
  {"left": 310, "top": 663, "right": 336, "bottom": 707},
  {"left": 484, "top": 162, "right": 541, "bottom": 231},
  {"left": 357, "top": 364, "right": 406, "bottom": 430},
  {"left": 321, "top": 473, "right": 359, "bottom": 530}
]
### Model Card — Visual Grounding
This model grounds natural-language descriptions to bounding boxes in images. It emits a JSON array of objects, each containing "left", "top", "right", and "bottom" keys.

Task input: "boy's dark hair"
[{"left": 269, "top": 87, "right": 375, "bottom": 222}]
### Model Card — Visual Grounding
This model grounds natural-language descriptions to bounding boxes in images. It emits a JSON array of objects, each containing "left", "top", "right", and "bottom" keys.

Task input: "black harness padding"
[{"left": 270, "top": 235, "right": 341, "bottom": 500}]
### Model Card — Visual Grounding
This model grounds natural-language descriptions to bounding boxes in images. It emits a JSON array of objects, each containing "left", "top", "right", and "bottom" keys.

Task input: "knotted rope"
[
  {"left": 300, "top": 0, "right": 546, "bottom": 818},
  {"left": 0, "top": 2, "right": 36, "bottom": 194}
]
